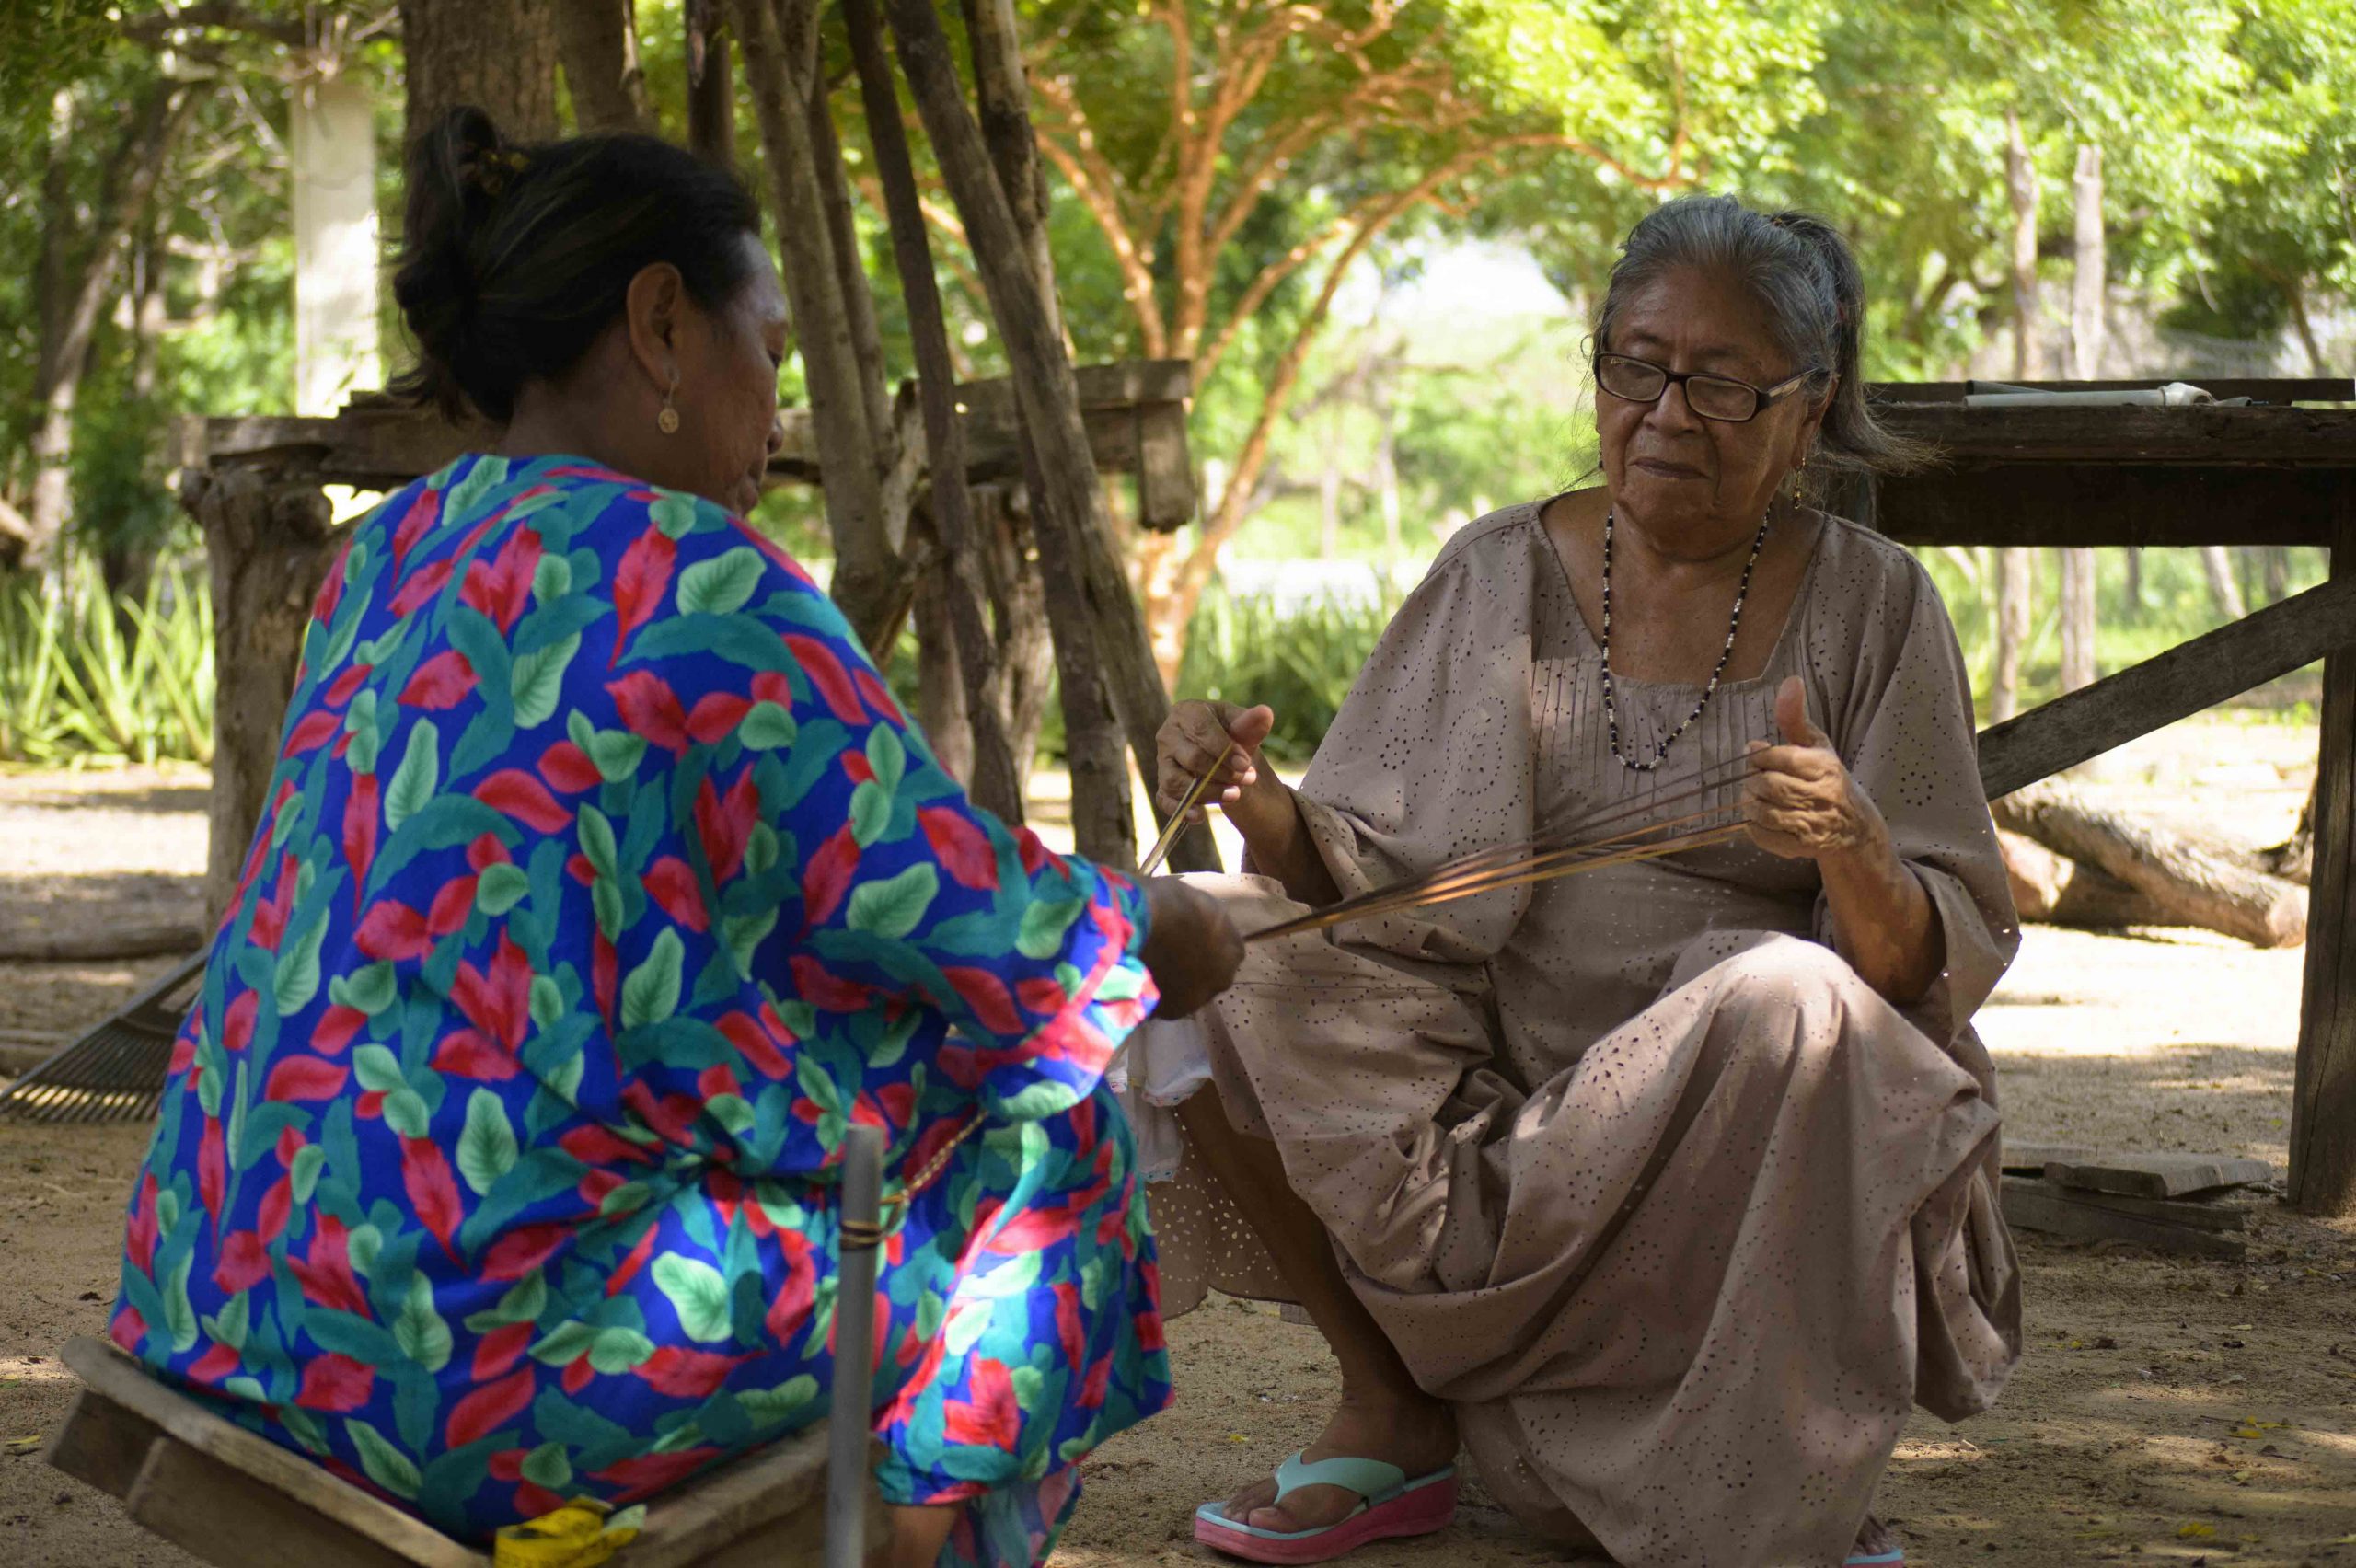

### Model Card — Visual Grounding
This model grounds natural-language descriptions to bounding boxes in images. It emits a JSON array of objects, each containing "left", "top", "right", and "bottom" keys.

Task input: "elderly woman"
[
  {"left": 1151, "top": 197, "right": 2021, "bottom": 1568},
  {"left": 110, "top": 109, "right": 1242, "bottom": 1568}
]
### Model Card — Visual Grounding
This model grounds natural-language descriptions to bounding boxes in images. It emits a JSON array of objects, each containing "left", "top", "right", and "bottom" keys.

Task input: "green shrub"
[
  {"left": 1172, "top": 587, "right": 1394, "bottom": 764},
  {"left": 0, "top": 558, "right": 214, "bottom": 766}
]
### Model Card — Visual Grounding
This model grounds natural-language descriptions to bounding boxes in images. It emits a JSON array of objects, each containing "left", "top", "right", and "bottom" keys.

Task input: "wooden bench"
[{"left": 45, "top": 1335, "right": 885, "bottom": 1567}]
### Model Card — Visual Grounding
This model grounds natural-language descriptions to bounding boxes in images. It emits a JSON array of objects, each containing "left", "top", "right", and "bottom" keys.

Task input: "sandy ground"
[{"left": 6, "top": 714, "right": 2354, "bottom": 1567}]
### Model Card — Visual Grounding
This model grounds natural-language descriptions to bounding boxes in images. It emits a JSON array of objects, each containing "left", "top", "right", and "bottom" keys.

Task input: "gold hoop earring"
[{"left": 657, "top": 375, "right": 681, "bottom": 435}]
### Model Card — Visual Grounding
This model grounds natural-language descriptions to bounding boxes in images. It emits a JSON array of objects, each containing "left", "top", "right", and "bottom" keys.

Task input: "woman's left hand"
[{"left": 1743, "top": 676, "right": 1884, "bottom": 862}]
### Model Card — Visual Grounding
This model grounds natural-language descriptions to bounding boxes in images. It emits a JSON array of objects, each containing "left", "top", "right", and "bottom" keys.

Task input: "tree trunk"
[
  {"left": 888, "top": 0, "right": 1130, "bottom": 860},
  {"left": 184, "top": 468, "right": 343, "bottom": 925},
  {"left": 2069, "top": 144, "right": 2105, "bottom": 380},
  {"left": 686, "top": 0, "right": 735, "bottom": 169},
  {"left": 845, "top": 0, "right": 1025, "bottom": 823},
  {"left": 958, "top": 0, "right": 1217, "bottom": 869},
  {"left": 2287, "top": 277, "right": 2328, "bottom": 376},
  {"left": 1376, "top": 422, "right": 1402, "bottom": 559},
  {"left": 102, "top": 231, "right": 171, "bottom": 596},
  {"left": 961, "top": 0, "right": 1061, "bottom": 340},
  {"left": 27, "top": 80, "right": 190, "bottom": 574},
  {"left": 554, "top": 0, "right": 648, "bottom": 133},
  {"left": 398, "top": 0, "right": 560, "bottom": 139},
  {"left": 1318, "top": 433, "right": 1342, "bottom": 560},
  {"left": 2122, "top": 547, "right": 2143, "bottom": 621},
  {"left": 2056, "top": 143, "right": 2102, "bottom": 693},
  {"left": 2202, "top": 545, "right": 2247, "bottom": 620},
  {"left": 977, "top": 483, "right": 1057, "bottom": 781},
  {"left": 2263, "top": 546, "right": 2292, "bottom": 605},
  {"left": 2004, "top": 108, "right": 2041, "bottom": 384},
  {"left": 912, "top": 554, "right": 973, "bottom": 784},
  {"left": 1994, "top": 780, "right": 2307, "bottom": 948},
  {"left": 2059, "top": 551, "right": 2096, "bottom": 692},
  {"left": 730, "top": 0, "right": 900, "bottom": 654},
  {"left": 1992, "top": 545, "right": 2033, "bottom": 721}
]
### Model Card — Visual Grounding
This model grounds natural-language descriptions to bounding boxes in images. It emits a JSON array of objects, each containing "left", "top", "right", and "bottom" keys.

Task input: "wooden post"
[
  {"left": 883, "top": 0, "right": 1144, "bottom": 863},
  {"left": 2291, "top": 494, "right": 2356, "bottom": 1214},
  {"left": 844, "top": 0, "right": 1025, "bottom": 824},
  {"left": 686, "top": 0, "right": 734, "bottom": 170},
  {"left": 183, "top": 466, "right": 341, "bottom": 925}
]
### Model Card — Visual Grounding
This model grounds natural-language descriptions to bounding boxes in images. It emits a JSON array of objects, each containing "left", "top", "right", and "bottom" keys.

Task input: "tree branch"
[
  {"left": 1029, "top": 87, "right": 1168, "bottom": 354},
  {"left": 127, "top": 2, "right": 307, "bottom": 48}
]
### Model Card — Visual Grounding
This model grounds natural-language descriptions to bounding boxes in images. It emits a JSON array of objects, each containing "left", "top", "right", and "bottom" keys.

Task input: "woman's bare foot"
[
  {"left": 1853, "top": 1515, "right": 1902, "bottom": 1559},
  {"left": 1218, "top": 1389, "right": 1459, "bottom": 1534}
]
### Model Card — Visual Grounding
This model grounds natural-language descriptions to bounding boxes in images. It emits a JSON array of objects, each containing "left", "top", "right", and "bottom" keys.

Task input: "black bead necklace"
[{"left": 1600, "top": 506, "right": 1772, "bottom": 772}]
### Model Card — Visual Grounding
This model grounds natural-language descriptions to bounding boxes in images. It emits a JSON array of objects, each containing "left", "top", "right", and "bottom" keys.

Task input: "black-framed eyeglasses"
[{"left": 1593, "top": 352, "right": 1821, "bottom": 423}]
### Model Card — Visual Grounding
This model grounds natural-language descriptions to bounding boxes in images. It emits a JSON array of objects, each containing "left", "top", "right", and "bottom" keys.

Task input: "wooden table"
[{"left": 1851, "top": 378, "right": 2356, "bottom": 1216}]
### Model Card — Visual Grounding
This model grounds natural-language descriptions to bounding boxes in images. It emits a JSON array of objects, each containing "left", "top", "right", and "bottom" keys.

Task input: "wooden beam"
[
  {"left": 2291, "top": 494, "right": 2356, "bottom": 1216},
  {"left": 1977, "top": 570, "right": 2356, "bottom": 799},
  {"left": 184, "top": 362, "right": 1195, "bottom": 495},
  {"left": 1875, "top": 465, "right": 2344, "bottom": 548},
  {"left": 1873, "top": 403, "right": 2356, "bottom": 467},
  {"left": 1872, "top": 376, "right": 2355, "bottom": 405}
]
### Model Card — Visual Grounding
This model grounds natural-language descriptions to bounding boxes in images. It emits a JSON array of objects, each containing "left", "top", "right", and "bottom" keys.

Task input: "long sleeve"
[
  {"left": 1283, "top": 514, "right": 1543, "bottom": 971},
  {"left": 1804, "top": 545, "right": 2019, "bottom": 1045}
]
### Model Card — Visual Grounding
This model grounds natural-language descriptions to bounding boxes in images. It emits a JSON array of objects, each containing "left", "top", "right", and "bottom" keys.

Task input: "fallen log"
[
  {"left": 0, "top": 923, "right": 205, "bottom": 963},
  {"left": 1998, "top": 829, "right": 2182, "bottom": 929},
  {"left": 1993, "top": 780, "right": 2307, "bottom": 948}
]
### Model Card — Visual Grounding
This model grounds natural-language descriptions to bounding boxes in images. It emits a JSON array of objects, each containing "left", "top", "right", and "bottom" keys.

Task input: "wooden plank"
[
  {"left": 1999, "top": 1141, "right": 2096, "bottom": 1174},
  {"left": 123, "top": 1439, "right": 475, "bottom": 1568},
  {"left": 1975, "top": 571, "right": 2356, "bottom": 800},
  {"left": 1873, "top": 377, "right": 2356, "bottom": 405},
  {"left": 57, "top": 1339, "right": 479, "bottom": 1568},
  {"left": 1134, "top": 400, "right": 1197, "bottom": 532},
  {"left": 199, "top": 387, "right": 1178, "bottom": 496},
  {"left": 2022, "top": 1182, "right": 2248, "bottom": 1233},
  {"left": 626, "top": 1423, "right": 837, "bottom": 1568},
  {"left": 1873, "top": 403, "right": 2356, "bottom": 466},
  {"left": 1999, "top": 1178, "right": 2248, "bottom": 1260},
  {"left": 2292, "top": 492, "right": 2356, "bottom": 1215},
  {"left": 44, "top": 1384, "right": 162, "bottom": 1499},
  {"left": 2042, "top": 1153, "right": 2274, "bottom": 1198},
  {"left": 1874, "top": 464, "right": 2342, "bottom": 548}
]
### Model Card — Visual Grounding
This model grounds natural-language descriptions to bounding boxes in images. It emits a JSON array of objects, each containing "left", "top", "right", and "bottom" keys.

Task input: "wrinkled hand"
[
  {"left": 1155, "top": 699, "right": 1276, "bottom": 824},
  {"left": 1139, "top": 877, "right": 1246, "bottom": 1020},
  {"left": 1743, "top": 676, "right": 1884, "bottom": 861}
]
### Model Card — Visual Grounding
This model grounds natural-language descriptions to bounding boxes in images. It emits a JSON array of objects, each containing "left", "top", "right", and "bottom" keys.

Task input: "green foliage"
[
  {"left": 0, "top": 554, "right": 214, "bottom": 765},
  {"left": 1173, "top": 589, "right": 1399, "bottom": 765}
]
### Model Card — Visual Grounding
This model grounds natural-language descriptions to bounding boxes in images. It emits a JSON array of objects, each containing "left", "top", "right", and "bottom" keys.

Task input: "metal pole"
[{"left": 825, "top": 1124, "right": 885, "bottom": 1568}]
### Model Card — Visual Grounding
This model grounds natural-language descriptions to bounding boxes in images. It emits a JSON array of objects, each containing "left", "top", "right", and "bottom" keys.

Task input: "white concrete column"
[{"left": 291, "top": 73, "right": 379, "bottom": 417}]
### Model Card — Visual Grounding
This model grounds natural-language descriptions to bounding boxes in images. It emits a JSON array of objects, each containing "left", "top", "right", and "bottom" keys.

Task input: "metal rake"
[{"left": 0, "top": 951, "right": 204, "bottom": 1124}]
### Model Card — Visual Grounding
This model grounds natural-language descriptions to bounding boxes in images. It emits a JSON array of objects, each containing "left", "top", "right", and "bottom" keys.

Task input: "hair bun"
[{"left": 389, "top": 108, "right": 762, "bottom": 426}]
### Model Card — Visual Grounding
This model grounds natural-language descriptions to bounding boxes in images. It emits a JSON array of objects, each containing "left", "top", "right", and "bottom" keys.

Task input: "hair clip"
[{"left": 474, "top": 148, "right": 530, "bottom": 198}]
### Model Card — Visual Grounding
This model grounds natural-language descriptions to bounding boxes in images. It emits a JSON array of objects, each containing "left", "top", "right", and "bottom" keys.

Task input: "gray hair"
[{"left": 1593, "top": 195, "right": 1927, "bottom": 489}]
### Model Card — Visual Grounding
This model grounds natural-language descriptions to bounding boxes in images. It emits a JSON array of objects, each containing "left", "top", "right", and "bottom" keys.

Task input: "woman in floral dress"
[{"left": 110, "top": 108, "right": 1242, "bottom": 1568}]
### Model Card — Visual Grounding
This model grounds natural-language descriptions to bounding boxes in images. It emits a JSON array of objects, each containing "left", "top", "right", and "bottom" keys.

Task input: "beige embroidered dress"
[{"left": 1139, "top": 500, "right": 2024, "bottom": 1568}]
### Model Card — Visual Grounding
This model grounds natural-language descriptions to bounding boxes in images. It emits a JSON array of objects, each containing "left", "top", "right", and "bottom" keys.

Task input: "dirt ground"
[{"left": 6, "top": 713, "right": 2353, "bottom": 1567}]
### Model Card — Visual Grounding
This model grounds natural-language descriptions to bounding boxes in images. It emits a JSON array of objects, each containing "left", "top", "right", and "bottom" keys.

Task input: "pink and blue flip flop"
[
  {"left": 1193, "top": 1451, "right": 1458, "bottom": 1564},
  {"left": 1847, "top": 1549, "right": 1905, "bottom": 1564}
]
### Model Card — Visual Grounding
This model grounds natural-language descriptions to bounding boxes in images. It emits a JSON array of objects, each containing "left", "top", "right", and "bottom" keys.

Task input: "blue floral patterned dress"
[{"left": 110, "top": 455, "right": 1172, "bottom": 1567}]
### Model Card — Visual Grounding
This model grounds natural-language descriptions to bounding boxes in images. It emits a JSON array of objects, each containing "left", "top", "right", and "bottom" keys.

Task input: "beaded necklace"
[{"left": 1600, "top": 506, "right": 1772, "bottom": 772}]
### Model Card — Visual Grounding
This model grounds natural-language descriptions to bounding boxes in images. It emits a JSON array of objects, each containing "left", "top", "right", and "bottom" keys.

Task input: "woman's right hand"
[
  {"left": 1155, "top": 700, "right": 1276, "bottom": 824},
  {"left": 1139, "top": 877, "right": 1246, "bottom": 1020}
]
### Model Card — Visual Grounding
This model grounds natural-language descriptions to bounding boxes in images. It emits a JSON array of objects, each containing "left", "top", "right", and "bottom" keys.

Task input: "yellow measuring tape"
[{"left": 492, "top": 1497, "right": 646, "bottom": 1568}]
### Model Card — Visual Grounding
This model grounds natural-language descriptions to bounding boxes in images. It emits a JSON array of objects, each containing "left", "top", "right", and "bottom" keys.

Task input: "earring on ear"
[{"left": 657, "top": 373, "right": 681, "bottom": 435}]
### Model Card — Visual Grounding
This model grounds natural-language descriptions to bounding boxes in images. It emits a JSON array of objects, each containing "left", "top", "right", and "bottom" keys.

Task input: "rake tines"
[{"left": 0, "top": 951, "right": 204, "bottom": 1124}]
